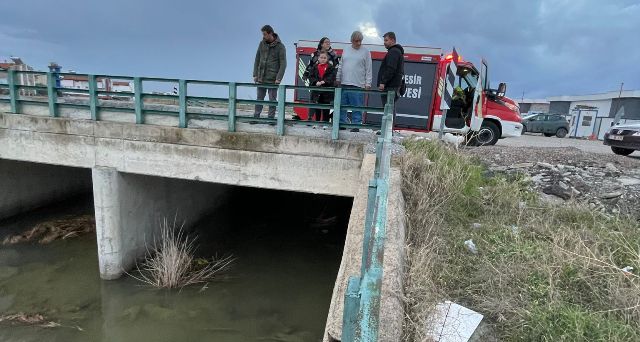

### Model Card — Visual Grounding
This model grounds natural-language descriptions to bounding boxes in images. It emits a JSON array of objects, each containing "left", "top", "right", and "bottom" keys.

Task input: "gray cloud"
[{"left": 2, "top": 0, "right": 638, "bottom": 99}]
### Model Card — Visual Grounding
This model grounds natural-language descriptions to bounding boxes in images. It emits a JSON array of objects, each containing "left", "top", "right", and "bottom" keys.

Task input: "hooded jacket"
[
  {"left": 253, "top": 33, "right": 287, "bottom": 83},
  {"left": 377, "top": 44, "right": 405, "bottom": 88}
]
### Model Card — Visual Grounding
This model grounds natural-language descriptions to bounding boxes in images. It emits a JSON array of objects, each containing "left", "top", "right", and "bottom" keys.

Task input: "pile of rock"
[{"left": 466, "top": 146, "right": 640, "bottom": 219}]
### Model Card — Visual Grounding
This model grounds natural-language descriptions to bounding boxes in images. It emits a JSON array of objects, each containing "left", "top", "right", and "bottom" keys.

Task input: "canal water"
[{"left": 0, "top": 189, "right": 351, "bottom": 342}]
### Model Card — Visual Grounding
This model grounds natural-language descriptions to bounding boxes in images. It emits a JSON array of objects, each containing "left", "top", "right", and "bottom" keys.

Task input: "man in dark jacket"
[
  {"left": 377, "top": 32, "right": 405, "bottom": 124},
  {"left": 253, "top": 25, "right": 287, "bottom": 119}
]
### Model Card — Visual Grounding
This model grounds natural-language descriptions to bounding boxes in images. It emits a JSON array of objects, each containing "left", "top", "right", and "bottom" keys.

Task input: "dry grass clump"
[
  {"left": 133, "top": 219, "right": 233, "bottom": 289},
  {"left": 401, "top": 138, "right": 640, "bottom": 341}
]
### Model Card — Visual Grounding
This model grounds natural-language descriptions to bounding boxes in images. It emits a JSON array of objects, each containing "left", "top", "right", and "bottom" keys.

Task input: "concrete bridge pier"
[
  {"left": 92, "top": 167, "right": 229, "bottom": 280},
  {"left": 0, "top": 159, "right": 92, "bottom": 220}
]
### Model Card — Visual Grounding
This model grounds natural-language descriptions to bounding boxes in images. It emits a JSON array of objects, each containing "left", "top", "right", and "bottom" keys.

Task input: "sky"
[{"left": 1, "top": 0, "right": 639, "bottom": 99}]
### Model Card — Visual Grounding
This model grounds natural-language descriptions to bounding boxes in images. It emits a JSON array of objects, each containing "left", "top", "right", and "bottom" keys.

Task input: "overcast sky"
[{"left": 1, "top": 0, "right": 638, "bottom": 99}]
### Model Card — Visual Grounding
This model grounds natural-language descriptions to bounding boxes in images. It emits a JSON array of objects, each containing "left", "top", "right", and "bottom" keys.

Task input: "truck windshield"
[{"left": 462, "top": 72, "right": 479, "bottom": 89}]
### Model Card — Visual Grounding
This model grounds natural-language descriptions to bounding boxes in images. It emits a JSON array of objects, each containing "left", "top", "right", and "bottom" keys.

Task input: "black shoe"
[
  {"left": 350, "top": 128, "right": 360, "bottom": 132},
  {"left": 375, "top": 130, "right": 382, "bottom": 135},
  {"left": 339, "top": 127, "right": 347, "bottom": 131}
]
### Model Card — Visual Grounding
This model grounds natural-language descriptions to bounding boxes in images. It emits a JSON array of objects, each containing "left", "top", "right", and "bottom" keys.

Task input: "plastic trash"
[
  {"left": 621, "top": 266, "right": 634, "bottom": 276},
  {"left": 464, "top": 239, "right": 478, "bottom": 254},
  {"left": 471, "top": 223, "right": 482, "bottom": 230},
  {"left": 511, "top": 225, "right": 520, "bottom": 235}
]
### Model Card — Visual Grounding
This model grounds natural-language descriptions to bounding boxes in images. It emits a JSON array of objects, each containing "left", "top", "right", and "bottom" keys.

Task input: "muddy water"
[{"left": 0, "top": 190, "right": 351, "bottom": 342}]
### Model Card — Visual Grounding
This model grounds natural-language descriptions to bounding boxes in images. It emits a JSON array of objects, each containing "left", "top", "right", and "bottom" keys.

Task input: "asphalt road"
[{"left": 497, "top": 133, "right": 619, "bottom": 155}]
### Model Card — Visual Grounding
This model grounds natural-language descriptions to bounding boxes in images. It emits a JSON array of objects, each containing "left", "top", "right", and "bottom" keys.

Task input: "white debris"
[
  {"left": 464, "top": 240, "right": 478, "bottom": 254},
  {"left": 425, "top": 301, "right": 484, "bottom": 342}
]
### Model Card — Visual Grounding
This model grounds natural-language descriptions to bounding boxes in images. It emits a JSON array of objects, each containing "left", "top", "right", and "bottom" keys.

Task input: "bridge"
[{"left": 0, "top": 69, "right": 405, "bottom": 341}]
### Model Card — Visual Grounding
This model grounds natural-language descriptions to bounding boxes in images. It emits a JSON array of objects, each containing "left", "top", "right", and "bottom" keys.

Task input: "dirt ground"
[{"left": 464, "top": 136, "right": 640, "bottom": 218}]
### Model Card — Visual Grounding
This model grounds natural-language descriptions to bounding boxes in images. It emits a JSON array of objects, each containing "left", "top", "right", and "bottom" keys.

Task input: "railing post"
[
  {"left": 178, "top": 80, "right": 187, "bottom": 128},
  {"left": 342, "top": 276, "right": 361, "bottom": 342},
  {"left": 88, "top": 74, "right": 98, "bottom": 120},
  {"left": 276, "top": 84, "right": 286, "bottom": 135},
  {"left": 228, "top": 82, "right": 237, "bottom": 132},
  {"left": 134, "top": 77, "right": 143, "bottom": 124},
  {"left": 8, "top": 69, "right": 18, "bottom": 113},
  {"left": 47, "top": 72, "right": 58, "bottom": 117},
  {"left": 332, "top": 87, "right": 342, "bottom": 140}
]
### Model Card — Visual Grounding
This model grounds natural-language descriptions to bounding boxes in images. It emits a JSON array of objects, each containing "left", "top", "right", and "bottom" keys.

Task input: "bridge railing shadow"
[{"left": 0, "top": 70, "right": 394, "bottom": 141}]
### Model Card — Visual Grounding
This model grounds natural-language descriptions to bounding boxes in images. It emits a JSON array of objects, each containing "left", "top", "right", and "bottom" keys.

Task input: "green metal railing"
[
  {"left": 0, "top": 69, "right": 391, "bottom": 140},
  {"left": 0, "top": 69, "right": 395, "bottom": 340}
]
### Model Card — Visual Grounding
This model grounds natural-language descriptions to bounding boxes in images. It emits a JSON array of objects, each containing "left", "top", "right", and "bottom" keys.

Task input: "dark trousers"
[
  {"left": 254, "top": 86, "right": 277, "bottom": 118},
  {"left": 309, "top": 96, "right": 331, "bottom": 122},
  {"left": 381, "top": 89, "right": 399, "bottom": 125}
]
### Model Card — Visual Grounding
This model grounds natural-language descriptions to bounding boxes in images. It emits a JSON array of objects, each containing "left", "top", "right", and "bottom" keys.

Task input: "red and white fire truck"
[{"left": 294, "top": 40, "right": 522, "bottom": 145}]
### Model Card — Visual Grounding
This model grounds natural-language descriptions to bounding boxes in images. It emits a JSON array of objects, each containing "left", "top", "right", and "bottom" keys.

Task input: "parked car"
[
  {"left": 521, "top": 114, "right": 569, "bottom": 138},
  {"left": 603, "top": 123, "right": 640, "bottom": 156}
]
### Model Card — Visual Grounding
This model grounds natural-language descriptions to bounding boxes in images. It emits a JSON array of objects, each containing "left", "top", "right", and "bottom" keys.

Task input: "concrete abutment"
[{"left": 92, "top": 167, "right": 230, "bottom": 280}]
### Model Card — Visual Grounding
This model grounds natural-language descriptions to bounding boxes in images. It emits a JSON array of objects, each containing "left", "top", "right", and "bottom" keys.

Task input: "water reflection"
[{"left": 0, "top": 191, "right": 350, "bottom": 341}]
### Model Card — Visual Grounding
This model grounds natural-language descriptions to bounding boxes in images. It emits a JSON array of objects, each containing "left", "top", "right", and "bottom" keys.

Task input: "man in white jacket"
[{"left": 336, "top": 31, "right": 372, "bottom": 132}]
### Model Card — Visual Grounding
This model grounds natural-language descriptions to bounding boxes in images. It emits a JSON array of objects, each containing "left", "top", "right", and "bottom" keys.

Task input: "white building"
[
  {"left": 518, "top": 99, "right": 550, "bottom": 116},
  {"left": 548, "top": 90, "right": 640, "bottom": 139}
]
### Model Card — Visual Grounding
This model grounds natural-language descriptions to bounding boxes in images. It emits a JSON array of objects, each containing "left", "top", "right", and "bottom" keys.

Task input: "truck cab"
[{"left": 431, "top": 56, "right": 522, "bottom": 145}]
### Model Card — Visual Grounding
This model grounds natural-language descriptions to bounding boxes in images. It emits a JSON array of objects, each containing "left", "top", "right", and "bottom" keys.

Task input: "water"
[{"left": 0, "top": 190, "right": 351, "bottom": 341}]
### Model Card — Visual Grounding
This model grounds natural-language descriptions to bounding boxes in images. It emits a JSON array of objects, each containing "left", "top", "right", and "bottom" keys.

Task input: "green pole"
[
  {"left": 276, "top": 84, "right": 285, "bottom": 135},
  {"left": 178, "top": 80, "right": 187, "bottom": 128},
  {"left": 332, "top": 87, "right": 342, "bottom": 140},
  {"left": 134, "top": 77, "right": 143, "bottom": 124},
  {"left": 228, "top": 82, "right": 237, "bottom": 132},
  {"left": 342, "top": 276, "right": 361, "bottom": 342},
  {"left": 8, "top": 69, "right": 18, "bottom": 113},
  {"left": 88, "top": 75, "right": 98, "bottom": 120},
  {"left": 47, "top": 72, "right": 58, "bottom": 117}
]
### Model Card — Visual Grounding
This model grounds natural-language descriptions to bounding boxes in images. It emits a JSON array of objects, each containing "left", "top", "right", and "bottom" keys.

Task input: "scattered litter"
[
  {"left": 510, "top": 225, "right": 520, "bottom": 236},
  {"left": 621, "top": 266, "right": 634, "bottom": 276},
  {"left": 2, "top": 215, "right": 95, "bottom": 245},
  {"left": 425, "top": 301, "right": 484, "bottom": 342},
  {"left": 518, "top": 201, "right": 526, "bottom": 209},
  {"left": 470, "top": 223, "right": 482, "bottom": 230},
  {"left": 464, "top": 240, "right": 478, "bottom": 254}
]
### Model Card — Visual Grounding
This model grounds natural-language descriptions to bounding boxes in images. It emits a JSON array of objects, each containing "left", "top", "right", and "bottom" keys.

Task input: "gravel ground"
[
  {"left": 464, "top": 144, "right": 640, "bottom": 219},
  {"left": 497, "top": 133, "right": 636, "bottom": 155}
]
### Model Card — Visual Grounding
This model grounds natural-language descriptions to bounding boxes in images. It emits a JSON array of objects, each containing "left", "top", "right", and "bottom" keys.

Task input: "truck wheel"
[
  {"left": 611, "top": 146, "right": 634, "bottom": 156},
  {"left": 470, "top": 121, "right": 500, "bottom": 146},
  {"left": 556, "top": 128, "right": 568, "bottom": 138},
  {"left": 543, "top": 133, "right": 554, "bottom": 137}
]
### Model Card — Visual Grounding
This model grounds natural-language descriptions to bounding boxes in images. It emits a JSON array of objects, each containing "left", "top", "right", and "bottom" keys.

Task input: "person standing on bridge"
[
  {"left": 336, "top": 31, "right": 372, "bottom": 132},
  {"left": 253, "top": 25, "right": 287, "bottom": 121},
  {"left": 377, "top": 31, "right": 405, "bottom": 125}
]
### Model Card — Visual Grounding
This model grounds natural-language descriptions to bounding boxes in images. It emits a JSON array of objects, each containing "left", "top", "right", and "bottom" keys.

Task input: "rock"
[
  {"left": 543, "top": 184, "right": 572, "bottom": 200},
  {"left": 618, "top": 177, "right": 640, "bottom": 186},
  {"left": 605, "top": 163, "right": 619, "bottom": 173},
  {"left": 558, "top": 181, "right": 570, "bottom": 191},
  {"left": 531, "top": 175, "right": 544, "bottom": 184},
  {"left": 537, "top": 162, "right": 554, "bottom": 169},
  {"left": 600, "top": 191, "right": 623, "bottom": 199},
  {"left": 512, "top": 162, "right": 534, "bottom": 169}
]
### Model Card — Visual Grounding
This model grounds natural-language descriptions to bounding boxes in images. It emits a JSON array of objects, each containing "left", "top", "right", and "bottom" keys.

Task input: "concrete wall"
[
  {"left": 93, "top": 167, "right": 230, "bottom": 279},
  {"left": 0, "top": 113, "right": 365, "bottom": 197},
  {"left": 324, "top": 155, "right": 406, "bottom": 342},
  {"left": 0, "top": 159, "right": 92, "bottom": 220}
]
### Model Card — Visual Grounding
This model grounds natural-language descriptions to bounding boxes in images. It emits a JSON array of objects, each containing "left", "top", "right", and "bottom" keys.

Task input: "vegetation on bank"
[{"left": 401, "top": 139, "right": 640, "bottom": 341}]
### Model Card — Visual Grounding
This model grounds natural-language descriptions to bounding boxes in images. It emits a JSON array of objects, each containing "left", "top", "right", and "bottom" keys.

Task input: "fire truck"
[{"left": 294, "top": 40, "right": 522, "bottom": 145}]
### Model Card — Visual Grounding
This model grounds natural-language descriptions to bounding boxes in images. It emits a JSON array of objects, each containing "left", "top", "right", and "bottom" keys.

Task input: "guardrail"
[
  {"left": 0, "top": 68, "right": 395, "bottom": 341},
  {"left": 0, "top": 69, "right": 393, "bottom": 140}
]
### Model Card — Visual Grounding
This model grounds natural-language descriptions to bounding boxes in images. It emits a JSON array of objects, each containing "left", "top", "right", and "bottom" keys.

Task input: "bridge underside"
[{"left": 1, "top": 112, "right": 367, "bottom": 279}]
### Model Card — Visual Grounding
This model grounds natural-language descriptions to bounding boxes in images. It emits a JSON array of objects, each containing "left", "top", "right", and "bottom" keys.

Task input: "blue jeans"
[{"left": 339, "top": 86, "right": 364, "bottom": 124}]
